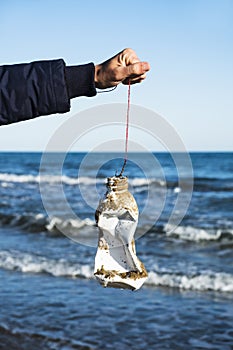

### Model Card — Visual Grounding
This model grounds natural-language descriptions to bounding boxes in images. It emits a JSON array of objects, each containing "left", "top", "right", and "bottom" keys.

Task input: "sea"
[{"left": 0, "top": 152, "right": 232, "bottom": 350}]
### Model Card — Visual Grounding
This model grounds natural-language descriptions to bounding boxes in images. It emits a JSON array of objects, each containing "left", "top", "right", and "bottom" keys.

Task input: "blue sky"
[{"left": 0, "top": 0, "right": 232, "bottom": 151}]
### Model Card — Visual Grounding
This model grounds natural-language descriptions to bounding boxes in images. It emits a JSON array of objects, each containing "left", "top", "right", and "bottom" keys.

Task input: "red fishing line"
[{"left": 119, "top": 80, "right": 131, "bottom": 176}]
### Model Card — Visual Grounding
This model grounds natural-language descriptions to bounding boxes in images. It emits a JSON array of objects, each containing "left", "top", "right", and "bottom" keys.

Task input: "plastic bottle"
[{"left": 94, "top": 176, "right": 148, "bottom": 290}]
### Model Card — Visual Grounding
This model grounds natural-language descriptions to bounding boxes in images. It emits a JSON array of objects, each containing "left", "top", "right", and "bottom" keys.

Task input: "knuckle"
[
  {"left": 123, "top": 48, "right": 133, "bottom": 55},
  {"left": 122, "top": 48, "right": 139, "bottom": 65}
]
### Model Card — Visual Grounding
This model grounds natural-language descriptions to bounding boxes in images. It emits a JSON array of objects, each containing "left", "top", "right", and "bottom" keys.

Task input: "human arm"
[
  {"left": 0, "top": 48, "right": 150, "bottom": 125},
  {"left": 0, "top": 59, "right": 96, "bottom": 125}
]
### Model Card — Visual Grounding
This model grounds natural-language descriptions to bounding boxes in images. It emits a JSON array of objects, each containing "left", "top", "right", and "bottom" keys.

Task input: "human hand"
[{"left": 94, "top": 48, "right": 150, "bottom": 89}]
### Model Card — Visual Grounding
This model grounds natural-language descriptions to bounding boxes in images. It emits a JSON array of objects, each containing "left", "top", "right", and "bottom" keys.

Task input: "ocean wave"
[
  {"left": 164, "top": 224, "right": 233, "bottom": 242},
  {"left": 0, "top": 325, "right": 92, "bottom": 350},
  {"left": 147, "top": 271, "right": 233, "bottom": 292},
  {"left": 0, "top": 250, "right": 93, "bottom": 278},
  {"left": 130, "top": 178, "right": 165, "bottom": 187},
  {"left": 0, "top": 173, "right": 100, "bottom": 186},
  {"left": 194, "top": 177, "right": 233, "bottom": 192},
  {"left": 0, "top": 213, "right": 48, "bottom": 232},
  {"left": 0, "top": 212, "right": 96, "bottom": 234},
  {"left": 0, "top": 173, "right": 165, "bottom": 187},
  {"left": 46, "top": 216, "right": 96, "bottom": 232},
  {"left": 0, "top": 172, "right": 232, "bottom": 193},
  {"left": 0, "top": 250, "right": 232, "bottom": 293},
  {"left": 0, "top": 209, "right": 232, "bottom": 244}
]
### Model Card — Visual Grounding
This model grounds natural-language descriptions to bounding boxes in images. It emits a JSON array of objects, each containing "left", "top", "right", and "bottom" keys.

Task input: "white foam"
[
  {"left": 130, "top": 178, "right": 150, "bottom": 187},
  {"left": 146, "top": 271, "right": 233, "bottom": 292},
  {"left": 0, "top": 173, "right": 37, "bottom": 183},
  {"left": 0, "top": 173, "right": 164, "bottom": 188},
  {"left": 130, "top": 178, "right": 166, "bottom": 187},
  {"left": 0, "top": 250, "right": 93, "bottom": 278},
  {"left": 46, "top": 217, "right": 96, "bottom": 232},
  {"left": 0, "top": 173, "right": 95, "bottom": 185},
  {"left": 1, "top": 182, "right": 14, "bottom": 188},
  {"left": 0, "top": 250, "right": 232, "bottom": 292},
  {"left": 165, "top": 224, "right": 233, "bottom": 242},
  {"left": 174, "top": 187, "right": 181, "bottom": 193}
]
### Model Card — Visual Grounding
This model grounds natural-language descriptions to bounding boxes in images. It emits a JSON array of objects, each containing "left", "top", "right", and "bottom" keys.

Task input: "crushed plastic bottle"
[{"left": 94, "top": 176, "right": 148, "bottom": 290}]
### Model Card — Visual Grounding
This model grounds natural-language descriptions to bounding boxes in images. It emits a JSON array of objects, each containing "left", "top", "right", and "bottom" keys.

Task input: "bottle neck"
[{"left": 106, "top": 176, "right": 128, "bottom": 193}]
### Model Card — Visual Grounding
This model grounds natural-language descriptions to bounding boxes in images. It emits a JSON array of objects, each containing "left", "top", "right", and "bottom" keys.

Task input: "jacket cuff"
[{"left": 65, "top": 63, "right": 97, "bottom": 99}]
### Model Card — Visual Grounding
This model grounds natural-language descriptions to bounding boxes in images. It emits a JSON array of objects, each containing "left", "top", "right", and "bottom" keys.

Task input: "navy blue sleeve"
[
  {"left": 65, "top": 63, "right": 96, "bottom": 99},
  {"left": 0, "top": 59, "right": 97, "bottom": 125}
]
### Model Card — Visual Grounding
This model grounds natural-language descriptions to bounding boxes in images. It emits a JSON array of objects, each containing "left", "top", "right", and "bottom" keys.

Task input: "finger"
[
  {"left": 127, "top": 62, "right": 150, "bottom": 77},
  {"left": 114, "top": 61, "right": 150, "bottom": 82},
  {"left": 120, "top": 48, "right": 141, "bottom": 65},
  {"left": 131, "top": 73, "right": 147, "bottom": 81},
  {"left": 122, "top": 73, "right": 147, "bottom": 84}
]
